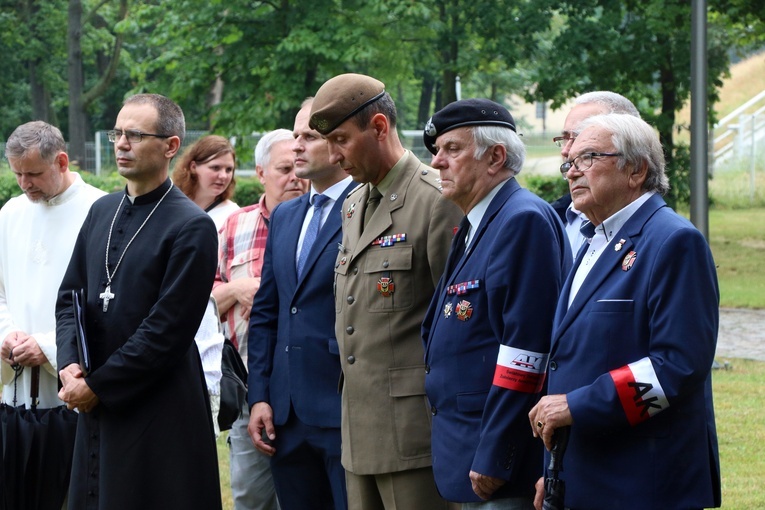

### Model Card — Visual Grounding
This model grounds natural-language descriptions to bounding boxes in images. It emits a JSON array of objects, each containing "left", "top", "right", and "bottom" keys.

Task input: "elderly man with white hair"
[
  {"left": 530, "top": 113, "right": 721, "bottom": 510},
  {"left": 422, "top": 98, "right": 571, "bottom": 509}
]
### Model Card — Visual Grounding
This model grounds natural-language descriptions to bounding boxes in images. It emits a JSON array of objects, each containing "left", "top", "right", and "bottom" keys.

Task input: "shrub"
[
  {"left": 232, "top": 177, "right": 264, "bottom": 207},
  {"left": 0, "top": 172, "right": 20, "bottom": 208},
  {"left": 522, "top": 174, "right": 570, "bottom": 203}
]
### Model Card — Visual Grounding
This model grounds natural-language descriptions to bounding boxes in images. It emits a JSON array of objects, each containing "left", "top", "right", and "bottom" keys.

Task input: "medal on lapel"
[
  {"left": 346, "top": 203, "right": 356, "bottom": 219},
  {"left": 455, "top": 300, "right": 473, "bottom": 321},
  {"left": 622, "top": 251, "right": 637, "bottom": 271},
  {"left": 443, "top": 302, "right": 453, "bottom": 318},
  {"left": 614, "top": 239, "right": 626, "bottom": 252}
]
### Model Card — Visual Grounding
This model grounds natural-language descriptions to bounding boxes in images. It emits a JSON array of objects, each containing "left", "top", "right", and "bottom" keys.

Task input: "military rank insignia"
[
  {"left": 377, "top": 276, "right": 395, "bottom": 297},
  {"left": 346, "top": 203, "right": 356, "bottom": 218},
  {"left": 622, "top": 251, "right": 637, "bottom": 271},
  {"left": 455, "top": 300, "right": 473, "bottom": 321},
  {"left": 443, "top": 302, "right": 453, "bottom": 318}
]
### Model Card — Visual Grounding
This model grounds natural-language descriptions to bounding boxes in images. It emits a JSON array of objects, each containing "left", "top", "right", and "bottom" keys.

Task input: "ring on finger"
[{"left": 536, "top": 420, "right": 544, "bottom": 429}]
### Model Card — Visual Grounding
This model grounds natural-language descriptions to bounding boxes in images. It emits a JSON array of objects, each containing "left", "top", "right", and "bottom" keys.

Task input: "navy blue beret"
[{"left": 423, "top": 98, "right": 516, "bottom": 155}]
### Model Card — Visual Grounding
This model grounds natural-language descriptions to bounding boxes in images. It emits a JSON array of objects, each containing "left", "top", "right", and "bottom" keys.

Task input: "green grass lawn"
[
  {"left": 216, "top": 434, "right": 234, "bottom": 509},
  {"left": 709, "top": 208, "right": 765, "bottom": 308},
  {"left": 711, "top": 359, "right": 765, "bottom": 509}
]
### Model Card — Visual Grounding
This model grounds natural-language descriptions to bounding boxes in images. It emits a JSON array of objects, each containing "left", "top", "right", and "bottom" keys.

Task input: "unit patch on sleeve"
[
  {"left": 492, "top": 345, "right": 548, "bottom": 393},
  {"left": 610, "top": 357, "right": 669, "bottom": 426}
]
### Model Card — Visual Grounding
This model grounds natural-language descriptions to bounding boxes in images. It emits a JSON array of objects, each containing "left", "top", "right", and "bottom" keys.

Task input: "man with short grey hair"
[
  {"left": 550, "top": 91, "right": 640, "bottom": 257},
  {"left": 422, "top": 99, "right": 570, "bottom": 508},
  {"left": 1, "top": 121, "right": 105, "bottom": 409}
]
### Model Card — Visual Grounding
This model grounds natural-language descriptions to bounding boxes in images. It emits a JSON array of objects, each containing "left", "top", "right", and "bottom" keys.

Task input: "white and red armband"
[
  {"left": 610, "top": 358, "right": 669, "bottom": 426},
  {"left": 492, "top": 345, "right": 548, "bottom": 393}
]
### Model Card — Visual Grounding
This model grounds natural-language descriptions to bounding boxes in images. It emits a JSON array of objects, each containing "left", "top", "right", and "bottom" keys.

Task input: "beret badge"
[
  {"left": 314, "top": 117, "right": 330, "bottom": 133},
  {"left": 424, "top": 118, "right": 437, "bottom": 138}
]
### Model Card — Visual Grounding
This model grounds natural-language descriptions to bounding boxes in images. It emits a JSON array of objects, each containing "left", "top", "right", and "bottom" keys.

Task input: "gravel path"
[{"left": 716, "top": 308, "right": 765, "bottom": 361}]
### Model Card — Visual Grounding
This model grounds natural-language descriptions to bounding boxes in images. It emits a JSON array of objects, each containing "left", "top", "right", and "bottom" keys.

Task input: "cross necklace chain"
[{"left": 100, "top": 183, "right": 174, "bottom": 312}]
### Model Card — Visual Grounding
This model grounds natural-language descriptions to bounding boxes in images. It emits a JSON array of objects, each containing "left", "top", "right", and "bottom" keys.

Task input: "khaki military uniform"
[{"left": 334, "top": 151, "right": 462, "bottom": 477}]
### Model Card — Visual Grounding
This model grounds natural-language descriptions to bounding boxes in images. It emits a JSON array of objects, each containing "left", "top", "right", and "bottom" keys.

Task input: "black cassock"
[{"left": 56, "top": 179, "right": 222, "bottom": 510}]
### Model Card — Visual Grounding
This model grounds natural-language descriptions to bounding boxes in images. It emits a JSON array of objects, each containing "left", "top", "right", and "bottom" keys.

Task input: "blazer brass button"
[
  {"left": 346, "top": 326, "right": 354, "bottom": 335},
  {"left": 290, "top": 307, "right": 298, "bottom": 314},
  {"left": 347, "top": 296, "right": 355, "bottom": 304},
  {"left": 549, "top": 360, "right": 558, "bottom": 371},
  {"left": 347, "top": 355, "right": 356, "bottom": 364}
]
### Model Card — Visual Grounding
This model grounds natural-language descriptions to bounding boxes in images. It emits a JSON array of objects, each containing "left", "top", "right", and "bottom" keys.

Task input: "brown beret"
[{"left": 309, "top": 74, "right": 386, "bottom": 135}]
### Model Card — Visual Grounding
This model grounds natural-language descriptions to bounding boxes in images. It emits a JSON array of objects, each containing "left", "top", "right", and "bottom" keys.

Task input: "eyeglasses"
[
  {"left": 552, "top": 136, "right": 575, "bottom": 148},
  {"left": 560, "top": 152, "right": 623, "bottom": 176},
  {"left": 107, "top": 129, "right": 171, "bottom": 144}
]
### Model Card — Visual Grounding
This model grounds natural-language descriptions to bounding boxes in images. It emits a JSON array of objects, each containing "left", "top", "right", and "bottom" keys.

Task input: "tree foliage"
[{"left": 1, "top": 0, "right": 763, "bottom": 200}]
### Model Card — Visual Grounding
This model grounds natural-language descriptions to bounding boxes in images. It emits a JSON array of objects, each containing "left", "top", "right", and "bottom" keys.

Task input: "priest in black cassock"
[{"left": 55, "top": 94, "right": 222, "bottom": 510}]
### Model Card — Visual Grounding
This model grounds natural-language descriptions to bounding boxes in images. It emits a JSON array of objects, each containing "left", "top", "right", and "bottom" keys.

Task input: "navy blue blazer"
[
  {"left": 248, "top": 182, "right": 356, "bottom": 428},
  {"left": 422, "top": 178, "right": 571, "bottom": 502},
  {"left": 547, "top": 193, "right": 721, "bottom": 509},
  {"left": 549, "top": 193, "right": 571, "bottom": 225}
]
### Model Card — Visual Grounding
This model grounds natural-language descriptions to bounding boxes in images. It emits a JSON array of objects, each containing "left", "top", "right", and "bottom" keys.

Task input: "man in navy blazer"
[
  {"left": 530, "top": 114, "right": 721, "bottom": 510},
  {"left": 550, "top": 91, "right": 641, "bottom": 259},
  {"left": 248, "top": 98, "right": 355, "bottom": 509},
  {"left": 421, "top": 99, "right": 571, "bottom": 507}
]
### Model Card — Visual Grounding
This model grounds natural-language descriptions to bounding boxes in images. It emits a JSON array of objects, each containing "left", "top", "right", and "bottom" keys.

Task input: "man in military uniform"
[{"left": 309, "top": 73, "right": 462, "bottom": 510}]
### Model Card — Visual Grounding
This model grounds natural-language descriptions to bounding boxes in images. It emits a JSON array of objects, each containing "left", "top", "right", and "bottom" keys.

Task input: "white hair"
[{"left": 254, "top": 129, "right": 293, "bottom": 169}]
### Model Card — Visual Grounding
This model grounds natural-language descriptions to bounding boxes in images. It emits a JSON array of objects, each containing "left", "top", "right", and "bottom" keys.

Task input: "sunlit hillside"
[{"left": 677, "top": 50, "right": 765, "bottom": 129}]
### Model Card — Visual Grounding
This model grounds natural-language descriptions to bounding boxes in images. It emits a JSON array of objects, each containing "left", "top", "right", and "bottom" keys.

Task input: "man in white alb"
[{"left": 0, "top": 121, "right": 105, "bottom": 408}]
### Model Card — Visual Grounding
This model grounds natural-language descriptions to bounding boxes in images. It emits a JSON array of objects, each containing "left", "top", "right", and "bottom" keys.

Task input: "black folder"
[{"left": 72, "top": 289, "right": 91, "bottom": 376}]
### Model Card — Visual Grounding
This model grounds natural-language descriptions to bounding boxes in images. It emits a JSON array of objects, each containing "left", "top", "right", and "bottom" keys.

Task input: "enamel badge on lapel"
[
  {"left": 377, "top": 276, "right": 395, "bottom": 297},
  {"left": 346, "top": 203, "right": 356, "bottom": 218},
  {"left": 455, "top": 300, "right": 473, "bottom": 321},
  {"left": 443, "top": 302, "right": 453, "bottom": 318},
  {"left": 615, "top": 239, "right": 626, "bottom": 252},
  {"left": 622, "top": 251, "right": 637, "bottom": 271}
]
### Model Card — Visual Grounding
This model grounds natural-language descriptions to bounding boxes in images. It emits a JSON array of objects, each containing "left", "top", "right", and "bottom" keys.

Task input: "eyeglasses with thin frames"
[
  {"left": 560, "top": 152, "right": 623, "bottom": 178},
  {"left": 552, "top": 135, "right": 575, "bottom": 148},
  {"left": 107, "top": 129, "right": 171, "bottom": 144}
]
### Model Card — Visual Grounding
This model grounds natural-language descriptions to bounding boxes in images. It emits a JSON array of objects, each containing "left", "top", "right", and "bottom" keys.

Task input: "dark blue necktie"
[
  {"left": 445, "top": 216, "right": 470, "bottom": 279},
  {"left": 297, "top": 194, "right": 330, "bottom": 278}
]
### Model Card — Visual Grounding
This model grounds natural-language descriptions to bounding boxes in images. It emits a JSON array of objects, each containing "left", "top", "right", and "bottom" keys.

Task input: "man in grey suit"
[{"left": 309, "top": 73, "right": 463, "bottom": 510}]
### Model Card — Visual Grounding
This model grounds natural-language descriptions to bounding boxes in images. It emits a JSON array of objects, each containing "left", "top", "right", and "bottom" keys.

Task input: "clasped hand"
[{"left": 58, "top": 363, "right": 99, "bottom": 413}]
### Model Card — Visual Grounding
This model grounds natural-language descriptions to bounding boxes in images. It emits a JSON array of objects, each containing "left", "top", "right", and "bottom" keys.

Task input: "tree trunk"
[
  {"left": 417, "top": 74, "right": 435, "bottom": 128},
  {"left": 29, "top": 61, "right": 52, "bottom": 122},
  {"left": 67, "top": 0, "right": 87, "bottom": 170},
  {"left": 438, "top": 0, "right": 459, "bottom": 107}
]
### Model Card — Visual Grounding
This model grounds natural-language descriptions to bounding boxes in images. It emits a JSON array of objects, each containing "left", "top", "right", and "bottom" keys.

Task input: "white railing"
[{"left": 713, "top": 89, "right": 765, "bottom": 164}]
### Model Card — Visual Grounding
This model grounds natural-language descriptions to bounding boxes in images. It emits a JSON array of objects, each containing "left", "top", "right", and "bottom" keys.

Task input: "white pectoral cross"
[{"left": 100, "top": 285, "right": 115, "bottom": 312}]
